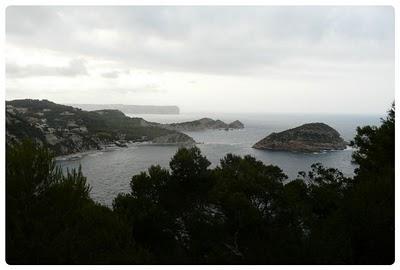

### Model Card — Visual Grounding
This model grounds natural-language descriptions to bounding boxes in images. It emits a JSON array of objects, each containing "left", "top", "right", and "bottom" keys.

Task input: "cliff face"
[
  {"left": 253, "top": 123, "right": 347, "bottom": 153},
  {"left": 6, "top": 99, "right": 194, "bottom": 156},
  {"left": 163, "top": 118, "right": 244, "bottom": 132}
]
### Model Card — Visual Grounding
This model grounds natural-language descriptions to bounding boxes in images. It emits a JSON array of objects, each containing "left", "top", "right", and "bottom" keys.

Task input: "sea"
[{"left": 56, "top": 112, "right": 383, "bottom": 206}]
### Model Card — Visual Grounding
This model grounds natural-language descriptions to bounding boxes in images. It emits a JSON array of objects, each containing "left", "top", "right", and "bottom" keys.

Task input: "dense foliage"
[
  {"left": 6, "top": 140, "right": 150, "bottom": 264},
  {"left": 6, "top": 105, "right": 394, "bottom": 264}
]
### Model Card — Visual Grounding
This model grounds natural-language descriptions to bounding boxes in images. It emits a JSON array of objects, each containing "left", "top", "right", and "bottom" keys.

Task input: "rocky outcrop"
[
  {"left": 151, "top": 133, "right": 195, "bottom": 146},
  {"left": 163, "top": 118, "right": 244, "bottom": 132},
  {"left": 228, "top": 120, "right": 245, "bottom": 129},
  {"left": 6, "top": 99, "right": 195, "bottom": 156},
  {"left": 253, "top": 123, "right": 347, "bottom": 153}
]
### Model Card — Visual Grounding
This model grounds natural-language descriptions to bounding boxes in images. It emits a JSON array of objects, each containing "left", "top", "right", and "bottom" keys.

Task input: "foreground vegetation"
[{"left": 6, "top": 105, "right": 394, "bottom": 264}]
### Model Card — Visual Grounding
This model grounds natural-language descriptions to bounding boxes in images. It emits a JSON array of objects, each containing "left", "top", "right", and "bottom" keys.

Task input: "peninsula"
[
  {"left": 6, "top": 99, "right": 192, "bottom": 156},
  {"left": 69, "top": 104, "right": 180, "bottom": 115}
]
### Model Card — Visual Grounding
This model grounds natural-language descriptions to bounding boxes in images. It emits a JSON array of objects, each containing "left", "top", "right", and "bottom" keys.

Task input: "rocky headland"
[
  {"left": 6, "top": 99, "right": 194, "bottom": 156},
  {"left": 162, "top": 118, "right": 244, "bottom": 132},
  {"left": 70, "top": 103, "right": 180, "bottom": 115},
  {"left": 253, "top": 123, "right": 347, "bottom": 153}
]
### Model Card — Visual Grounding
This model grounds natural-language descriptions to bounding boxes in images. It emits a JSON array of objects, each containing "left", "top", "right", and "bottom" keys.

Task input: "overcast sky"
[{"left": 6, "top": 6, "right": 394, "bottom": 114}]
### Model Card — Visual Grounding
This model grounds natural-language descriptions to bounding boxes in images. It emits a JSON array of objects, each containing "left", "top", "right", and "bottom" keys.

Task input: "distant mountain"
[
  {"left": 253, "top": 123, "right": 347, "bottom": 153},
  {"left": 162, "top": 118, "right": 245, "bottom": 132},
  {"left": 6, "top": 99, "right": 192, "bottom": 156},
  {"left": 69, "top": 104, "right": 180, "bottom": 115}
]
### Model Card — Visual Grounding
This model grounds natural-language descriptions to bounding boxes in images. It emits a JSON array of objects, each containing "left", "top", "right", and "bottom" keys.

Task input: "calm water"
[{"left": 57, "top": 112, "right": 383, "bottom": 206}]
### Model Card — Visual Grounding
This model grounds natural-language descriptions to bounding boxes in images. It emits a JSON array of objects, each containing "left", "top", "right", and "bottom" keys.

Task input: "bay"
[{"left": 57, "top": 112, "right": 383, "bottom": 206}]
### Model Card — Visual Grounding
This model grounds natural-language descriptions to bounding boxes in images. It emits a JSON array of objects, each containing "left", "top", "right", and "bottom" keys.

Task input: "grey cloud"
[
  {"left": 6, "top": 84, "right": 165, "bottom": 101},
  {"left": 101, "top": 69, "right": 130, "bottom": 79},
  {"left": 104, "top": 85, "right": 164, "bottom": 94},
  {"left": 101, "top": 71, "right": 120, "bottom": 79},
  {"left": 7, "top": 58, "right": 88, "bottom": 78},
  {"left": 6, "top": 6, "right": 395, "bottom": 76}
]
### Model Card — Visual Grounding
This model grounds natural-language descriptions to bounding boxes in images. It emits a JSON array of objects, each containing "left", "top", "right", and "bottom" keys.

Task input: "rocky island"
[
  {"left": 162, "top": 118, "right": 244, "bottom": 132},
  {"left": 253, "top": 123, "right": 347, "bottom": 153},
  {"left": 6, "top": 99, "right": 194, "bottom": 156}
]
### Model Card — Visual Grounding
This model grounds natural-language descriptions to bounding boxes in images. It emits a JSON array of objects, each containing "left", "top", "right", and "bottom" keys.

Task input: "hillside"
[
  {"left": 253, "top": 122, "right": 347, "bottom": 152},
  {"left": 6, "top": 99, "right": 194, "bottom": 155}
]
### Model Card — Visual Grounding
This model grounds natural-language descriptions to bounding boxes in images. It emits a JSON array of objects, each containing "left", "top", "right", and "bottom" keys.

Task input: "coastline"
[{"left": 55, "top": 140, "right": 199, "bottom": 161}]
